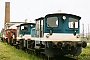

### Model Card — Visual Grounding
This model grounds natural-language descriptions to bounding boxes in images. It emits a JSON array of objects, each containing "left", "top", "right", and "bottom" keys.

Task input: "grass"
[
  {"left": 0, "top": 40, "right": 41, "bottom": 60},
  {"left": 77, "top": 45, "right": 90, "bottom": 60},
  {"left": 81, "top": 37, "right": 90, "bottom": 40},
  {"left": 64, "top": 45, "right": 90, "bottom": 60},
  {"left": 0, "top": 39, "right": 90, "bottom": 60}
]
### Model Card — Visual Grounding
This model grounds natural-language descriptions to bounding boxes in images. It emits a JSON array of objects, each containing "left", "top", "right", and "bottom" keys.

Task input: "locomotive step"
[
  {"left": 13, "top": 44, "right": 17, "bottom": 46},
  {"left": 40, "top": 52, "right": 45, "bottom": 54},
  {"left": 13, "top": 43, "right": 20, "bottom": 45},
  {"left": 40, "top": 48, "right": 45, "bottom": 49},
  {"left": 27, "top": 48, "right": 35, "bottom": 51}
]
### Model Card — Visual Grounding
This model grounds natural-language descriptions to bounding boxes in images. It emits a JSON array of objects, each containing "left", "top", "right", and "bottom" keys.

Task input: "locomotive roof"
[
  {"left": 5, "top": 29, "right": 16, "bottom": 31},
  {"left": 45, "top": 13, "right": 81, "bottom": 20},
  {"left": 35, "top": 13, "right": 81, "bottom": 21},
  {"left": 35, "top": 17, "right": 44, "bottom": 21},
  {"left": 8, "top": 23, "right": 22, "bottom": 29},
  {"left": 17, "top": 22, "right": 35, "bottom": 27}
]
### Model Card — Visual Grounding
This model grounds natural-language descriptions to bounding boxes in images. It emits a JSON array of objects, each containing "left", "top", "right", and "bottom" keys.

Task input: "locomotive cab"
[
  {"left": 34, "top": 13, "right": 87, "bottom": 57},
  {"left": 17, "top": 23, "right": 36, "bottom": 49}
]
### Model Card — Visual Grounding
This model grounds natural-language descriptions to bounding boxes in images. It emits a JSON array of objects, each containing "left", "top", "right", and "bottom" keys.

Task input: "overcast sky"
[{"left": 0, "top": 0, "right": 90, "bottom": 33}]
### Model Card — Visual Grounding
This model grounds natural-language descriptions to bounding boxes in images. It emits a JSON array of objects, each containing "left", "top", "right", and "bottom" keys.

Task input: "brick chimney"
[{"left": 4, "top": 2, "right": 10, "bottom": 29}]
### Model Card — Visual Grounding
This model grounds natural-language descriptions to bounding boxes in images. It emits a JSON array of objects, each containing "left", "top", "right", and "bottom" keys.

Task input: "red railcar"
[
  {"left": 5, "top": 29, "right": 17, "bottom": 44},
  {"left": 5, "top": 29, "right": 17, "bottom": 39}
]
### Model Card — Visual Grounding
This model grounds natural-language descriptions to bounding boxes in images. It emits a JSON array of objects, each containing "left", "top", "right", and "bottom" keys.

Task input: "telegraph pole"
[
  {"left": 82, "top": 23, "right": 84, "bottom": 38},
  {"left": 88, "top": 24, "right": 89, "bottom": 39}
]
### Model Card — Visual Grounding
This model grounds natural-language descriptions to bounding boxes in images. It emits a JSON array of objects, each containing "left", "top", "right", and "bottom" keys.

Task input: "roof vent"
[{"left": 57, "top": 10, "right": 62, "bottom": 13}]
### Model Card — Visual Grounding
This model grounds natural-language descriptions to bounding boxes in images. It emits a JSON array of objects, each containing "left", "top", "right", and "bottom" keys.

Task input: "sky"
[{"left": 0, "top": 0, "right": 90, "bottom": 33}]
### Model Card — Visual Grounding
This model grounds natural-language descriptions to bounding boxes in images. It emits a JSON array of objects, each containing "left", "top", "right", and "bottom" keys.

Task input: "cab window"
[
  {"left": 47, "top": 17, "right": 58, "bottom": 27},
  {"left": 68, "top": 17, "right": 78, "bottom": 28},
  {"left": 21, "top": 25, "right": 28, "bottom": 31}
]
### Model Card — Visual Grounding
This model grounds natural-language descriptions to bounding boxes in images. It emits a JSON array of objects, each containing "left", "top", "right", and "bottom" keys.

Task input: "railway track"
[
  {"left": 54, "top": 55, "right": 77, "bottom": 60},
  {"left": 40, "top": 55, "right": 78, "bottom": 60},
  {"left": 25, "top": 49, "right": 78, "bottom": 60}
]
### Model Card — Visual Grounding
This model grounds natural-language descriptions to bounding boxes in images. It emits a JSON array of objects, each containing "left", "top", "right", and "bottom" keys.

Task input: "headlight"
[
  {"left": 46, "top": 34, "right": 49, "bottom": 38},
  {"left": 76, "top": 35, "right": 80, "bottom": 38},
  {"left": 20, "top": 35, "right": 23, "bottom": 38},
  {"left": 62, "top": 16, "right": 66, "bottom": 20}
]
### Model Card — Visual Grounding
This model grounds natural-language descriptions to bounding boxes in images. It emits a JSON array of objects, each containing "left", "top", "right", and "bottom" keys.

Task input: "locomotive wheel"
[
  {"left": 8, "top": 38, "right": 10, "bottom": 44},
  {"left": 1, "top": 38, "right": 3, "bottom": 41},
  {"left": 19, "top": 39, "right": 24, "bottom": 50},
  {"left": 5, "top": 38, "right": 8, "bottom": 43},
  {"left": 44, "top": 56, "right": 54, "bottom": 60},
  {"left": 3, "top": 38, "right": 5, "bottom": 42},
  {"left": 73, "top": 47, "right": 81, "bottom": 56},
  {"left": 10, "top": 38, "right": 13, "bottom": 45},
  {"left": 34, "top": 49, "right": 40, "bottom": 56},
  {"left": 2, "top": 38, "right": 5, "bottom": 42}
]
